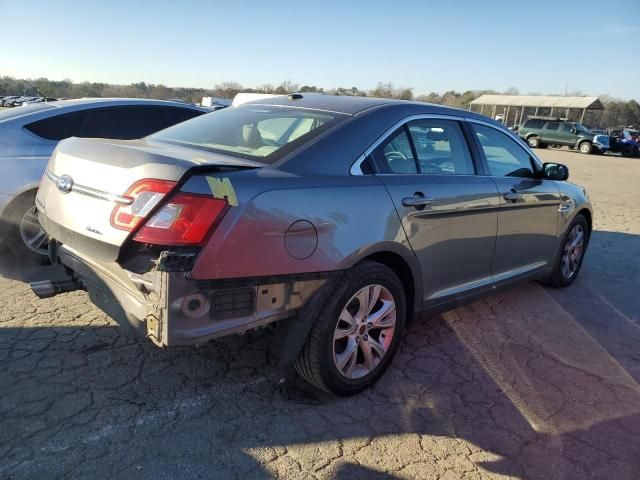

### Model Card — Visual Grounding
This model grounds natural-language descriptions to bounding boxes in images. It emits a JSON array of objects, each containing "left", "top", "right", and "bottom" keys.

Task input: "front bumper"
[{"left": 50, "top": 241, "right": 327, "bottom": 346}]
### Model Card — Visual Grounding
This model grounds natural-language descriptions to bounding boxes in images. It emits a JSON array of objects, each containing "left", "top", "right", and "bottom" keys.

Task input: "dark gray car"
[{"left": 35, "top": 95, "right": 592, "bottom": 395}]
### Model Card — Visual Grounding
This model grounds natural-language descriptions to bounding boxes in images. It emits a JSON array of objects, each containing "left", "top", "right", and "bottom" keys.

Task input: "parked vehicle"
[
  {"left": 593, "top": 134, "right": 610, "bottom": 154},
  {"left": 608, "top": 128, "right": 640, "bottom": 157},
  {"left": 22, "top": 97, "right": 59, "bottom": 105},
  {"left": 0, "top": 98, "right": 211, "bottom": 259},
  {"left": 1, "top": 96, "right": 20, "bottom": 107},
  {"left": 518, "top": 117, "right": 604, "bottom": 154},
  {"left": 34, "top": 95, "right": 592, "bottom": 395},
  {"left": 7, "top": 96, "right": 38, "bottom": 107}
]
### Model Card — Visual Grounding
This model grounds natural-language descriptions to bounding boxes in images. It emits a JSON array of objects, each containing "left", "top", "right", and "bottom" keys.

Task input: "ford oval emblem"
[{"left": 56, "top": 174, "right": 74, "bottom": 194}]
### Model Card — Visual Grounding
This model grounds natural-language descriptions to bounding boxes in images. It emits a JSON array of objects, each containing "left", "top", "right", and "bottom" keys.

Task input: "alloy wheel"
[
  {"left": 19, "top": 206, "right": 48, "bottom": 256},
  {"left": 561, "top": 224, "right": 584, "bottom": 280},
  {"left": 333, "top": 284, "right": 396, "bottom": 379}
]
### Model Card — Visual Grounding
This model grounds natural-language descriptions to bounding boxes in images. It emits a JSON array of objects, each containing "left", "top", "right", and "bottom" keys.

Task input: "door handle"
[
  {"left": 503, "top": 190, "right": 522, "bottom": 202},
  {"left": 402, "top": 195, "right": 434, "bottom": 208}
]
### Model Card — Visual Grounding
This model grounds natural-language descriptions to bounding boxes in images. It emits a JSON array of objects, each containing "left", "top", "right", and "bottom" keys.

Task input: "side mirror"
[
  {"left": 571, "top": 128, "right": 577, "bottom": 134},
  {"left": 543, "top": 162, "right": 569, "bottom": 181}
]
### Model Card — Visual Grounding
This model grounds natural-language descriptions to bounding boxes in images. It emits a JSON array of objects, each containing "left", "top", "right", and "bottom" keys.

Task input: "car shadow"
[
  {"left": 1, "top": 230, "right": 639, "bottom": 478},
  {"left": 0, "top": 244, "right": 66, "bottom": 284}
]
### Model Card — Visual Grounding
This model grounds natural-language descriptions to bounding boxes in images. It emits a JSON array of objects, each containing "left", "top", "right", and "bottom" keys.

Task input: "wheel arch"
[
  {"left": 336, "top": 241, "right": 422, "bottom": 323},
  {"left": 277, "top": 247, "right": 422, "bottom": 368},
  {"left": 0, "top": 187, "right": 38, "bottom": 221},
  {"left": 362, "top": 251, "right": 421, "bottom": 324},
  {"left": 577, "top": 207, "right": 592, "bottom": 234}
]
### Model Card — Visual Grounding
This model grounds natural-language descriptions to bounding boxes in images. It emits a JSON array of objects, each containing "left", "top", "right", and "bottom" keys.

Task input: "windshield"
[{"left": 150, "top": 106, "right": 346, "bottom": 163}]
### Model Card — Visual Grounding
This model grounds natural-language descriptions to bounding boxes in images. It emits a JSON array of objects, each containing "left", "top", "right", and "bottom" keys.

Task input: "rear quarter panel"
[{"left": 188, "top": 170, "right": 414, "bottom": 280}]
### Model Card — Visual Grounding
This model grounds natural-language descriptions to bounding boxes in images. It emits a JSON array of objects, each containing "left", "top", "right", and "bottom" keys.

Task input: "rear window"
[
  {"left": 150, "top": 106, "right": 345, "bottom": 163},
  {"left": 24, "top": 106, "right": 205, "bottom": 141},
  {"left": 25, "top": 110, "right": 87, "bottom": 140},
  {"left": 523, "top": 119, "right": 544, "bottom": 129}
]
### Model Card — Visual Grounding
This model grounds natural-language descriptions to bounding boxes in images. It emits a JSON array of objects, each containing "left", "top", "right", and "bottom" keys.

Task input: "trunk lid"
[{"left": 37, "top": 137, "right": 262, "bottom": 261}]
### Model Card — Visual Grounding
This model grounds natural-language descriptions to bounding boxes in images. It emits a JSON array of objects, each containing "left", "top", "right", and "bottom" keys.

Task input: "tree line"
[{"left": 1, "top": 76, "right": 638, "bottom": 128}]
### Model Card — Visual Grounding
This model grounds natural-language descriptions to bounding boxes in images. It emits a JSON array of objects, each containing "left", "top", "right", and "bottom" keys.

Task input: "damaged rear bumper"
[{"left": 49, "top": 241, "right": 328, "bottom": 346}]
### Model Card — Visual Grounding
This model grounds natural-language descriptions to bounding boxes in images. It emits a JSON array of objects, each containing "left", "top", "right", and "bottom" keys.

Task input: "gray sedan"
[
  {"left": 0, "top": 98, "right": 209, "bottom": 258},
  {"left": 35, "top": 95, "right": 592, "bottom": 395}
]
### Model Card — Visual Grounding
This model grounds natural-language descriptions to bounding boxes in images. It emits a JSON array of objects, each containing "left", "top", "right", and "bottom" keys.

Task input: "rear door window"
[
  {"left": 375, "top": 129, "right": 418, "bottom": 174},
  {"left": 544, "top": 122, "right": 560, "bottom": 131},
  {"left": 373, "top": 120, "right": 475, "bottom": 175},
  {"left": 406, "top": 119, "right": 475, "bottom": 175}
]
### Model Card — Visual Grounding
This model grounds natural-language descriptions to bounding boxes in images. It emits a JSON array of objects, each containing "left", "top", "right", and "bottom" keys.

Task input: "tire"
[
  {"left": 527, "top": 136, "right": 541, "bottom": 148},
  {"left": 579, "top": 142, "right": 593, "bottom": 154},
  {"left": 0, "top": 191, "right": 49, "bottom": 263},
  {"left": 621, "top": 145, "right": 637, "bottom": 158},
  {"left": 542, "top": 214, "right": 589, "bottom": 288},
  {"left": 294, "top": 260, "right": 407, "bottom": 396}
]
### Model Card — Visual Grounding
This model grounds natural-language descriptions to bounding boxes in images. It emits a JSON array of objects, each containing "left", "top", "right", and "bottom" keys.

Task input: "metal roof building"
[{"left": 469, "top": 95, "right": 604, "bottom": 125}]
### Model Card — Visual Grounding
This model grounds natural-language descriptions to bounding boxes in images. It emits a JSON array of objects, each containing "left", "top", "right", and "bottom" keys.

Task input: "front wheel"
[
  {"left": 294, "top": 261, "right": 406, "bottom": 395},
  {"left": 542, "top": 214, "right": 589, "bottom": 288}
]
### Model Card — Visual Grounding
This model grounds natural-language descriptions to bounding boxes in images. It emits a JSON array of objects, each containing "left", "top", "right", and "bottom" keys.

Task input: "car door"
[
  {"left": 372, "top": 116, "right": 500, "bottom": 306},
  {"left": 560, "top": 122, "right": 579, "bottom": 145},
  {"left": 541, "top": 120, "right": 562, "bottom": 144},
  {"left": 469, "top": 122, "right": 560, "bottom": 279}
]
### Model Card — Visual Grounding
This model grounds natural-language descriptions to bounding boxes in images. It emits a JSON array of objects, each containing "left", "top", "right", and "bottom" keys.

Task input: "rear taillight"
[
  {"left": 133, "top": 193, "right": 228, "bottom": 246},
  {"left": 110, "top": 179, "right": 177, "bottom": 231}
]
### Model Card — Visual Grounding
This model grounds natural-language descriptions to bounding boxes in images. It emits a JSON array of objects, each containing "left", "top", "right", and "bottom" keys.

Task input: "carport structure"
[{"left": 469, "top": 95, "right": 604, "bottom": 127}]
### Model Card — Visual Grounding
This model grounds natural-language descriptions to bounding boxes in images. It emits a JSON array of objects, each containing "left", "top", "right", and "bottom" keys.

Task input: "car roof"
[
  {"left": 244, "top": 93, "right": 487, "bottom": 120},
  {"left": 244, "top": 94, "right": 415, "bottom": 115},
  {"left": 0, "top": 97, "right": 208, "bottom": 124},
  {"left": 47, "top": 97, "right": 204, "bottom": 109}
]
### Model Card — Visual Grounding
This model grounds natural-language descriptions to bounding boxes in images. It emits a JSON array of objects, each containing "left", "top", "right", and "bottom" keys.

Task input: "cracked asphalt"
[{"left": 1, "top": 149, "right": 639, "bottom": 479}]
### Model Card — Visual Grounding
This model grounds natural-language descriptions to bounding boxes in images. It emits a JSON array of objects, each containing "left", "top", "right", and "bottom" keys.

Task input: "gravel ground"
[{"left": 1, "top": 149, "right": 639, "bottom": 479}]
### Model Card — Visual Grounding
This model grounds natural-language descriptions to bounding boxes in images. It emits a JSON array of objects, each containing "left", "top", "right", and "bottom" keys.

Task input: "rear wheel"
[
  {"left": 621, "top": 145, "right": 637, "bottom": 158},
  {"left": 294, "top": 261, "right": 406, "bottom": 395},
  {"left": 543, "top": 214, "right": 589, "bottom": 288},
  {"left": 1, "top": 191, "right": 48, "bottom": 262},
  {"left": 579, "top": 142, "right": 593, "bottom": 154},
  {"left": 527, "top": 136, "right": 541, "bottom": 148}
]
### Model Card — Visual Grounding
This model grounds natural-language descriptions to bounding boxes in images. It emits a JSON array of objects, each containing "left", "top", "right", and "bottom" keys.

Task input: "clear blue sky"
[{"left": 1, "top": 0, "right": 639, "bottom": 100}]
